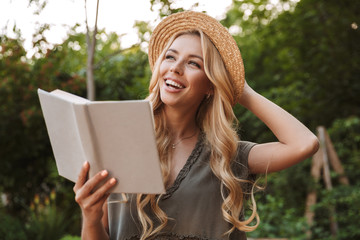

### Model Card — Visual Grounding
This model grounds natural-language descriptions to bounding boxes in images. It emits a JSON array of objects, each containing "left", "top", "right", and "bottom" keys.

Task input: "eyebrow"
[{"left": 167, "top": 49, "right": 203, "bottom": 61}]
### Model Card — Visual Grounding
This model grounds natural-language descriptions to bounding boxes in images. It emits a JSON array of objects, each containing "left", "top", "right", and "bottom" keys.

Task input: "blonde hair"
[{"left": 136, "top": 30, "right": 259, "bottom": 239}]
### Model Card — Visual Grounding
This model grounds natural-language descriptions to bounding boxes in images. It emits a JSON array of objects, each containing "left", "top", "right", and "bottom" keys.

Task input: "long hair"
[{"left": 136, "top": 29, "right": 259, "bottom": 239}]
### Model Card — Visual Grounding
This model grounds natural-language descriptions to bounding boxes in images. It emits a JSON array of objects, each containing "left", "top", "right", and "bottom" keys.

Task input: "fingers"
[
  {"left": 82, "top": 172, "right": 116, "bottom": 200},
  {"left": 75, "top": 178, "right": 116, "bottom": 216},
  {"left": 74, "top": 169, "right": 117, "bottom": 207},
  {"left": 72, "top": 162, "right": 116, "bottom": 227},
  {"left": 93, "top": 192, "right": 110, "bottom": 210},
  {"left": 73, "top": 161, "right": 90, "bottom": 192},
  {"left": 80, "top": 170, "right": 110, "bottom": 195}
]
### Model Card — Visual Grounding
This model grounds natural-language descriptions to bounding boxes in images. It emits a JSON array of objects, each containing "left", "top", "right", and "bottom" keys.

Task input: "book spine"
[{"left": 72, "top": 104, "right": 102, "bottom": 178}]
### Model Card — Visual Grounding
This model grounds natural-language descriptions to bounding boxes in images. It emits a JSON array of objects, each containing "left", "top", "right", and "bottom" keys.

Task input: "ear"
[
  {"left": 207, "top": 85, "right": 214, "bottom": 96},
  {"left": 205, "top": 87, "right": 214, "bottom": 100}
]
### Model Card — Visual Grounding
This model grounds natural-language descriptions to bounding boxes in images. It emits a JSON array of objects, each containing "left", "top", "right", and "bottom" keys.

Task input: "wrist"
[
  {"left": 82, "top": 216, "right": 103, "bottom": 229},
  {"left": 238, "top": 84, "right": 257, "bottom": 109},
  {"left": 81, "top": 218, "right": 109, "bottom": 240}
]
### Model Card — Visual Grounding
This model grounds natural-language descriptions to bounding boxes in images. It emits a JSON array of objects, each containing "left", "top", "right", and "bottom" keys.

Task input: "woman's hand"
[{"left": 73, "top": 161, "right": 117, "bottom": 239}]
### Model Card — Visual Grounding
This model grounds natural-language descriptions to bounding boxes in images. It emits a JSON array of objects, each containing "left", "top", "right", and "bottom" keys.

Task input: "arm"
[
  {"left": 73, "top": 162, "right": 116, "bottom": 240},
  {"left": 238, "top": 82, "right": 319, "bottom": 174}
]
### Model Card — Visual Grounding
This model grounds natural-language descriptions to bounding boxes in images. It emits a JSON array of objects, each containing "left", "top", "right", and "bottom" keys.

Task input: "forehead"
[{"left": 167, "top": 34, "right": 202, "bottom": 56}]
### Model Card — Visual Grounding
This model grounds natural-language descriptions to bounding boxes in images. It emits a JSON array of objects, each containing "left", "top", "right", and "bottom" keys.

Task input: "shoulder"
[
  {"left": 236, "top": 141, "right": 257, "bottom": 163},
  {"left": 231, "top": 141, "right": 257, "bottom": 176}
]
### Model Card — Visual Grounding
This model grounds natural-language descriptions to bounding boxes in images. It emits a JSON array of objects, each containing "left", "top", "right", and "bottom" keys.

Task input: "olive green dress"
[{"left": 108, "top": 134, "right": 256, "bottom": 240}]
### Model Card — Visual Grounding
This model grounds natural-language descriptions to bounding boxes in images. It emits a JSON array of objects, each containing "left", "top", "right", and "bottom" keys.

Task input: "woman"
[{"left": 73, "top": 11, "right": 319, "bottom": 240}]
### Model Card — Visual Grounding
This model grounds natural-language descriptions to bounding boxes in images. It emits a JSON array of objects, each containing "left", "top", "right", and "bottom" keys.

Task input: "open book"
[{"left": 38, "top": 89, "right": 165, "bottom": 194}]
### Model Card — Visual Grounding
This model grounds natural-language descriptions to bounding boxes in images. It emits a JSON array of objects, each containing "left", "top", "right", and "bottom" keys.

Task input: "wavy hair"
[{"left": 136, "top": 29, "right": 259, "bottom": 239}]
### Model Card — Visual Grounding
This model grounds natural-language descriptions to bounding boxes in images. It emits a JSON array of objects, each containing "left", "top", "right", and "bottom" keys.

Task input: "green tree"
[
  {"left": 225, "top": 0, "right": 360, "bottom": 135},
  {"left": 0, "top": 23, "right": 150, "bottom": 237},
  {"left": 224, "top": 0, "right": 360, "bottom": 238}
]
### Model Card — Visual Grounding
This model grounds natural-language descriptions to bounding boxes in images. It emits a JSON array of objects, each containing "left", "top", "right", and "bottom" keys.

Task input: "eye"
[
  {"left": 189, "top": 61, "right": 201, "bottom": 68},
  {"left": 165, "top": 54, "right": 175, "bottom": 60}
]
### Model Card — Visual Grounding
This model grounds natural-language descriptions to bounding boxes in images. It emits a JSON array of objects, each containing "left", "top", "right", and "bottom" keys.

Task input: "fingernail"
[
  {"left": 101, "top": 170, "right": 108, "bottom": 176},
  {"left": 109, "top": 178, "right": 116, "bottom": 184},
  {"left": 83, "top": 161, "right": 88, "bottom": 167}
]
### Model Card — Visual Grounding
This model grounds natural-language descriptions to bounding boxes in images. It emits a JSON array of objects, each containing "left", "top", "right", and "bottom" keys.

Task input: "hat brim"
[{"left": 148, "top": 11, "right": 245, "bottom": 104}]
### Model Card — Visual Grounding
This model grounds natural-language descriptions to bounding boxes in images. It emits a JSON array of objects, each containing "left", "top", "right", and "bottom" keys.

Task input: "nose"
[{"left": 170, "top": 61, "right": 184, "bottom": 75}]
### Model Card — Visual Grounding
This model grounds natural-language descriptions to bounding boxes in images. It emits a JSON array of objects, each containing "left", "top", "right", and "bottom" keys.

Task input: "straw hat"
[{"left": 148, "top": 11, "right": 245, "bottom": 104}]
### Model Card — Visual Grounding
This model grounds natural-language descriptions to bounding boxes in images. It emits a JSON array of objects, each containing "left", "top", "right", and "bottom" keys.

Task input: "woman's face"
[{"left": 159, "top": 34, "right": 211, "bottom": 112}]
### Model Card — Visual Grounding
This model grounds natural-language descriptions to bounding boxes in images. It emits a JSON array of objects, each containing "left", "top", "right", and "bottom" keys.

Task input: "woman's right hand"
[{"left": 73, "top": 161, "right": 117, "bottom": 238}]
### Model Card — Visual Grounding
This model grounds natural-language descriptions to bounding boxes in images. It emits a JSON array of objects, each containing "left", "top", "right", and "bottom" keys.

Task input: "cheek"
[
  {"left": 159, "top": 61, "right": 168, "bottom": 77},
  {"left": 194, "top": 74, "right": 211, "bottom": 93}
]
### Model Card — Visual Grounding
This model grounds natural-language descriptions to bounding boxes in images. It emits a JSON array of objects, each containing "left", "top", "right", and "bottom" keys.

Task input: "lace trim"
[
  {"left": 161, "top": 133, "right": 205, "bottom": 200},
  {"left": 125, "top": 232, "right": 215, "bottom": 240}
]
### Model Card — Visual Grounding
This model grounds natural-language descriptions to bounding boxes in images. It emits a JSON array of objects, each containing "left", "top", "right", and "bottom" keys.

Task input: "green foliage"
[
  {"left": 310, "top": 117, "right": 360, "bottom": 240},
  {"left": 0, "top": 12, "right": 150, "bottom": 237},
  {"left": 227, "top": 0, "right": 360, "bottom": 239},
  {"left": 222, "top": 0, "right": 299, "bottom": 36},
  {"left": 134, "top": 20, "right": 153, "bottom": 43},
  {"left": 0, "top": 210, "right": 27, "bottom": 240},
  {"left": 60, "top": 235, "right": 81, "bottom": 240},
  {"left": 230, "top": 0, "right": 360, "bottom": 132},
  {"left": 0, "top": 32, "right": 86, "bottom": 217},
  {"left": 328, "top": 117, "right": 360, "bottom": 182},
  {"left": 0, "top": 35, "right": 52, "bottom": 212},
  {"left": 25, "top": 191, "right": 72, "bottom": 240},
  {"left": 248, "top": 194, "right": 308, "bottom": 239},
  {"left": 312, "top": 184, "right": 360, "bottom": 240},
  {"left": 29, "top": 0, "right": 47, "bottom": 15},
  {"left": 96, "top": 45, "right": 151, "bottom": 101},
  {"left": 1, "top": 0, "right": 359, "bottom": 238}
]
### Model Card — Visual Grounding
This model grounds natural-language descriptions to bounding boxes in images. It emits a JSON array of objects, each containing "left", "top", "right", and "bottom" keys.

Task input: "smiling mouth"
[{"left": 165, "top": 79, "right": 185, "bottom": 89}]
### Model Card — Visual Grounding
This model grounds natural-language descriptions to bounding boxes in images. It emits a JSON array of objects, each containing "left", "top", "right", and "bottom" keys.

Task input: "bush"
[
  {"left": 60, "top": 235, "right": 81, "bottom": 240},
  {"left": 0, "top": 211, "right": 27, "bottom": 240},
  {"left": 247, "top": 194, "right": 308, "bottom": 239},
  {"left": 25, "top": 190, "right": 78, "bottom": 240},
  {"left": 311, "top": 117, "right": 360, "bottom": 240}
]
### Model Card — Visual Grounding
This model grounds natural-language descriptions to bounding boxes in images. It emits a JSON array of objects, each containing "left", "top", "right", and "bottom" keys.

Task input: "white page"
[
  {"left": 51, "top": 89, "right": 90, "bottom": 104},
  {"left": 38, "top": 89, "right": 165, "bottom": 194},
  {"left": 86, "top": 101, "right": 165, "bottom": 194},
  {"left": 38, "top": 89, "right": 87, "bottom": 182}
]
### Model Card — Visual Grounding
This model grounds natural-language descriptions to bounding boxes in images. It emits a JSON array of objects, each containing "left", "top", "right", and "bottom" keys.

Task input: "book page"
[
  {"left": 51, "top": 89, "right": 90, "bottom": 104},
  {"left": 38, "top": 89, "right": 87, "bottom": 183},
  {"left": 86, "top": 100, "right": 165, "bottom": 194}
]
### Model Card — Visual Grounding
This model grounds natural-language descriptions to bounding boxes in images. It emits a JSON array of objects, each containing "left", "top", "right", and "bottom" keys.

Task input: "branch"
[
  {"left": 84, "top": 0, "right": 91, "bottom": 54},
  {"left": 91, "top": 0, "right": 100, "bottom": 56}
]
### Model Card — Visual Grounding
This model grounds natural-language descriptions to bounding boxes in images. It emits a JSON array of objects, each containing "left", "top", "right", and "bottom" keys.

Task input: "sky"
[{"left": 0, "top": 0, "right": 233, "bottom": 57}]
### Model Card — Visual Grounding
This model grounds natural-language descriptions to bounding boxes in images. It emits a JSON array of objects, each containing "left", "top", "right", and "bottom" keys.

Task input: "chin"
[
  {"left": 160, "top": 97, "right": 178, "bottom": 107},
  {"left": 160, "top": 88, "right": 175, "bottom": 106}
]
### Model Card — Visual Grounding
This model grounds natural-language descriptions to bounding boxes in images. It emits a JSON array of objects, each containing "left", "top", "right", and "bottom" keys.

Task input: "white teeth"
[{"left": 165, "top": 79, "right": 184, "bottom": 89}]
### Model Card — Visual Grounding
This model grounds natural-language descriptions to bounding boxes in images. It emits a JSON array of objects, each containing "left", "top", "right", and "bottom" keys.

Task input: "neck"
[{"left": 163, "top": 105, "right": 199, "bottom": 140}]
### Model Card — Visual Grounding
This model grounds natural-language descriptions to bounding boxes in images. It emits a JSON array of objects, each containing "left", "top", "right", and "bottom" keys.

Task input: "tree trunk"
[
  {"left": 305, "top": 138, "right": 323, "bottom": 239},
  {"left": 324, "top": 130, "right": 349, "bottom": 185},
  {"left": 318, "top": 127, "right": 338, "bottom": 237},
  {"left": 84, "top": 0, "right": 100, "bottom": 100}
]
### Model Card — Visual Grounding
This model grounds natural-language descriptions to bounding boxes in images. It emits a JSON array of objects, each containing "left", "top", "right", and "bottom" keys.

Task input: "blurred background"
[{"left": 0, "top": 0, "right": 359, "bottom": 239}]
